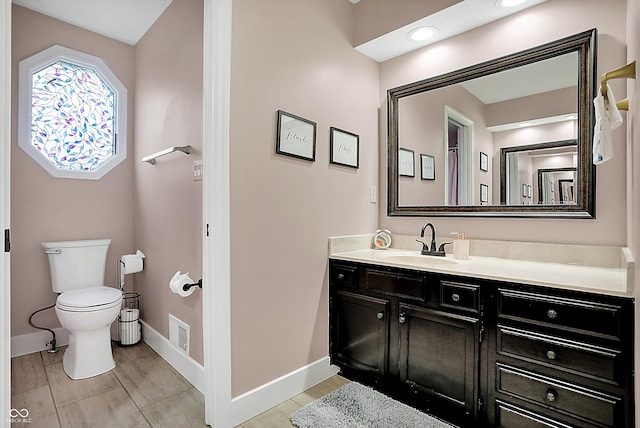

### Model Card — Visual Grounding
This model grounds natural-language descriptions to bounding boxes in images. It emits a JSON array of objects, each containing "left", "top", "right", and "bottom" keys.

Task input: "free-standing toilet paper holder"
[{"left": 182, "top": 279, "right": 203, "bottom": 292}]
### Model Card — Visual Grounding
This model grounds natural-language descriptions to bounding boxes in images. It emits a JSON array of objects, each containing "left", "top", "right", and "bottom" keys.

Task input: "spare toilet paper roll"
[
  {"left": 121, "top": 250, "right": 146, "bottom": 274},
  {"left": 170, "top": 271, "right": 196, "bottom": 297}
]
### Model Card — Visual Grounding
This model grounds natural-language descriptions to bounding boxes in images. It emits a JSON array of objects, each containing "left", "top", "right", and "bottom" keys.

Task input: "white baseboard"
[
  {"left": 231, "top": 356, "right": 340, "bottom": 426},
  {"left": 140, "top": 320, "right": 205, "bottom": 394},
  {"left": 11, "top": 327, "right": 69, "bottom": 358}
]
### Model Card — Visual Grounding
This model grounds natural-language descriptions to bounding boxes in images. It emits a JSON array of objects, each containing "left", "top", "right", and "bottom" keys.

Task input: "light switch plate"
[
  {"left": 193, "top": 160, "right": 203, "bottom": 181},
  {"left": 370, "top": 186, "right": 377, "bottom": 203}
]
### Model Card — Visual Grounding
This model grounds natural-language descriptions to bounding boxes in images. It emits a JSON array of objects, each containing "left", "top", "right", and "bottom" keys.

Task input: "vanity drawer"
[
  {"left": 496, "top": 363, "right": 622, "bottom": 427},
  {"left": 440, "top": 281, "right": 479, "bottom": 314},
  {"left": 331, "top": 264, "right": 359, "bottom": 289},
  {"left": 365, "top": 269, "right": 425, "bottom": 301},
  {"left": 497, "top": 289, "right": 623, "bottom": 340},
  {"left": 495, "top": 399, "right": 585, "bottom": 428},
  {"left": 497, "top": 325, "right": 622, "bottom": 385}
]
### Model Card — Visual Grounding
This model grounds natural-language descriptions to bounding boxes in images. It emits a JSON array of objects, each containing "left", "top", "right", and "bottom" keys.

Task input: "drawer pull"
[
  {"left": 337, "top": 273, "right": 345, "bottom": 280},
  {"left": 399, "top": 313, "right": 406, "bottom": 324},
  {"left": 546, "top": 309, "right": 558, "bottom": 320},
  {"left": 545, "top": 388, "right": 558, "bottom": 403},
  {"left": 451, "top": 293, "right": 460, "bottom": 302},
  {"left": 546, "top": 350, "right": 557, "bottom": 360},
  {"left": 377, "top": 311, "right": 384, "bottom": 320}
]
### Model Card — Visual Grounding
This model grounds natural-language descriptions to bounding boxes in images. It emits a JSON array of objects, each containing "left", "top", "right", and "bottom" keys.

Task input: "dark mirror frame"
[
  {"left": 499, "top": 139, "right": 578, "bottom": 204},
  {"left": 387, "top": 29, "right": 596, "bottom": 218}
]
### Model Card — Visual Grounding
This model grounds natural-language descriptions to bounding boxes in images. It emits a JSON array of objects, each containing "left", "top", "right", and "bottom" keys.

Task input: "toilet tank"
[{"left": 42, "top": 239, "right": 111, "bottom": 293}]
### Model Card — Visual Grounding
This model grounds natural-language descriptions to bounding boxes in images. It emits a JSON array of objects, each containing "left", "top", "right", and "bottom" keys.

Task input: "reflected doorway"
[{"left": 444, "top": 106, "right": 474, "bottom": 205}]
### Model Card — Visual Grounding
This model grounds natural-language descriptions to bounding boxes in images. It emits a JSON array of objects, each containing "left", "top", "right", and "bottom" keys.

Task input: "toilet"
[{"left": 42, "top": 239, "right": 122, "bottom": 380}]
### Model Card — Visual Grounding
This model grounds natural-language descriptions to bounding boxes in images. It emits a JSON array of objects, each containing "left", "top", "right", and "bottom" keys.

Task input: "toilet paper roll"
[
  {"left": 121, "top": 250, "right": 145, "bottom": 274},
  {"left": 170, "top": 271, "right": 196, "bottom": 297}
]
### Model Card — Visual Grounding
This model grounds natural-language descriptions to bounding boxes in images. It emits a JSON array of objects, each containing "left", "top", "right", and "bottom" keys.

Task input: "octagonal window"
[{"left": 18, "top": 45, "right": 127, "bottom": 180}]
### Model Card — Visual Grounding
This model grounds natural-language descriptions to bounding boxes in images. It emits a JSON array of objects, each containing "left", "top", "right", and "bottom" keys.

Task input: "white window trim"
[{"left": 18, "top": 45, "right": 127, "bottom": 180}]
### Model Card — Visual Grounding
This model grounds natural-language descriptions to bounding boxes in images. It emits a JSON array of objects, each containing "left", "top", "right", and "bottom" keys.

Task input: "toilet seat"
[{"left": 57, "top": 287, "right": 122, "bottom": 312}]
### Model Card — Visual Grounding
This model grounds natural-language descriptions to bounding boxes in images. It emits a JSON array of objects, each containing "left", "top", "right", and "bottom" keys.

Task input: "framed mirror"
[{"left": 387, "top": 29, "right": 596, "bottom": 218}]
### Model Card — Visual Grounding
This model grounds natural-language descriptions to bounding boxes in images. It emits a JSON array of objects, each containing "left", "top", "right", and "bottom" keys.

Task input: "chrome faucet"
[{"left": 417, "top": 223, "right": 450, "bottom": 257}]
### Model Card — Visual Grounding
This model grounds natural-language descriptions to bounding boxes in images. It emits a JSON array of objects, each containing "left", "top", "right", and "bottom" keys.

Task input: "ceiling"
[
  {"left": 13, "top": 0, "right": 548, "bottom": 55},
  {"left": 355, "top": 0, "right": 549, "bottom": 62},
  {"left": 12, "top": 0, "right": 173, "bottom": 45}
]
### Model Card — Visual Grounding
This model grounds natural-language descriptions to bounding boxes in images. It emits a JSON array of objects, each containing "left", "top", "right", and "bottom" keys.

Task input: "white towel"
[{"left": 593, "top": 83, "right": 623, "bottom": 165}]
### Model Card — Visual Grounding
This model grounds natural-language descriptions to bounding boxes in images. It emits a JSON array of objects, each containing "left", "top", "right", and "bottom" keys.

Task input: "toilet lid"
[{"left": 57, "top": 287, "right": 122, "bottom": 309}]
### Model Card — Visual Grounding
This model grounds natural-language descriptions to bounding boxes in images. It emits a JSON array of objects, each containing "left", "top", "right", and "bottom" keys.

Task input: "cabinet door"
[
  {"left": 398, "top": 303, "right": 480, "bottom": 416},
  {"left": 331, "top": 290, "right": 390, "bottom": 375}
]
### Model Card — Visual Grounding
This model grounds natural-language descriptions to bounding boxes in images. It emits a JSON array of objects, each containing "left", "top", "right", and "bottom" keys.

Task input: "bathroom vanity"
[{"left": 328, "top": 235, "right": 634, "bottom": 428}]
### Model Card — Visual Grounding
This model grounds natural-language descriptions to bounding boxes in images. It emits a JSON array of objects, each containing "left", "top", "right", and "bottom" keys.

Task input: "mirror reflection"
[
  {"left": 500, "top": 140, "right": 577, "bottom": 206},
  {"left": 387, "top": 29, "right": 596, "bottom": 217}
]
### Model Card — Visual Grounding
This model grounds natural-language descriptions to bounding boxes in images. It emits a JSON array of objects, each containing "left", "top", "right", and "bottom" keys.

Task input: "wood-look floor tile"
[
  {"left": 57, "top": 386, "right": 150, "bottom": 428},
  {"left": 289, "top": 375, "right": 350, "bottom": 407},
  {"left": 11, "top": 352, "right": 48, "bottom": 396},
  {"left": 241, "top": 399, "right": 300, "bottom": 428},
  {"left": 11, "top": 385, "right": 60, "bottom": 428},
  {"left": 113, "top": 341, "right": 155, "bottom": 365},
  {"left": 45, "top": 362, "right": 121, "bottom": 407},
  {"left": 113, "top": 354, "right": 192, "bottom": 408},
  {"left": 40, "top": 347, "right": 66, "bottom": 366},
  {"left": 141, "top": 388, "right": 206, "bottom": 427}
]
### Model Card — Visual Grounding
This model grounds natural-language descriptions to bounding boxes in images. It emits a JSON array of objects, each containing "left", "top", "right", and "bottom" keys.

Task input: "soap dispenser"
[{"left": 450, "top": 232, "right": 469, "bottom": 260}]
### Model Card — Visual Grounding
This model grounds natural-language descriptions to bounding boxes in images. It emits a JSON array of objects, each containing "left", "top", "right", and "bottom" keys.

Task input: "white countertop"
[{"left": 329, "top": 236, "right": 634, "bottom": 298}]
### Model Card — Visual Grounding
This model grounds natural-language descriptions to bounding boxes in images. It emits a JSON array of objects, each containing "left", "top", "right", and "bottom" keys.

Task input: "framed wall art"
[
  {"left": 480, "top": 183, "right": 488, "bottom": 204},
  {"left": 420, "top": 154, "right": 435, "bottom": 180},
  {"left": 275, "top": 110, "right": 316, "bottom": 161},
  {"left": 329, "top": 127, "right": 359, "bottom": 168},
  {"left": 480, "top": 152, "right": 488, "bottom": 172},
  {"left": 399, "top": 148, "right": 415, "bottom": 177}
]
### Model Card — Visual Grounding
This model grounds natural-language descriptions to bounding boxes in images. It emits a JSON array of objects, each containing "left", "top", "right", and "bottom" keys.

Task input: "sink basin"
[{"left": 380, "top": 254, "right": 457, "bottom": 266}]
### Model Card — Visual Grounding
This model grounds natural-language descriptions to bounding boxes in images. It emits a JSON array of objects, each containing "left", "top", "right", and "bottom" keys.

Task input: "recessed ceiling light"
[
  {"left": 518, "top": 122, "right": 532, "bottom": 128},
  {"left": 408, "top": 27, "right": 438, "bottom": 42},
  {"left": 497, "top": 0, "right": 527, "bottom": 7}
]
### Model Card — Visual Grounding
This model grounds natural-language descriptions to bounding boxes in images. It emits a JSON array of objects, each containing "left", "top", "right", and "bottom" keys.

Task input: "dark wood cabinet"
[
  {"left": 398, "top": 304, "right": 480, "bottom": 418},
  {"left": 328, "top": 259, "right": 634, "bottom": 428},
  {"left": 331, "top": 290, "right": 389, "bottom": 376}
]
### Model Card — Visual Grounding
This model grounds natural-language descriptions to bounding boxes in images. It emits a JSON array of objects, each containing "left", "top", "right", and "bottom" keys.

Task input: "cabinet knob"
[
  {"left": 546, "top": 350, "right": 557, "bottom": 360},
  {"left": 545, "top": 389, "right": 558, "bottom": 402},
  {"left": 399, "top": 314, "right": 406, "bottom": 324},
  {"left": 337, "top": 273, "right": 345, "bottom": 280},
  {"left": 546, "top": 309, "right": 558, "bottom": 320},
  {"left": 377, "top": 311, "right": 384, "bottom": 320},
  {"left": 451, "top": 293, "right": 460, "bottom": 302}
]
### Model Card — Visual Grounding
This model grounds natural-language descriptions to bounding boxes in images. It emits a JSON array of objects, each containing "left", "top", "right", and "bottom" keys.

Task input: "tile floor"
[{"left": 11, "top": 341, "right": 348, "bottom": 428}]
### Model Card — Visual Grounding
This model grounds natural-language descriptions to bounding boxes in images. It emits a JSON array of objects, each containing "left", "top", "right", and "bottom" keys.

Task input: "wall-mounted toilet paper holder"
[{"left": 183, "top": 279, "right": 202, "bottom": 292}]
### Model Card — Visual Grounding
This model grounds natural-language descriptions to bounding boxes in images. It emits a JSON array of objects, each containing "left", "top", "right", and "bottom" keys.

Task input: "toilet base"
[{"left": 63, "top": 326, "right": 116, "bottom": 380}]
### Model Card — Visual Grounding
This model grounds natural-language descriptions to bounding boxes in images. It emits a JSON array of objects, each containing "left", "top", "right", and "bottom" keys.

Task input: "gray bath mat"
[{"left": 291, "top": 382, "right": 456, "bottom": 428}]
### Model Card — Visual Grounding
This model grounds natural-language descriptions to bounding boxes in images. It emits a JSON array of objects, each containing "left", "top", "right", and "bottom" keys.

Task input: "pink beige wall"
[
  {"left": 380, "top": 0, "right": 628, "bottom": 246},
  {"left": 230, "top": 0, "right": 379, "bottom": 397},
  {"left": 132, "top": 0, "right": 204, "bottom": 364},
  {"left": 10, "top": 5, "right": 135, "bottom": 336}
]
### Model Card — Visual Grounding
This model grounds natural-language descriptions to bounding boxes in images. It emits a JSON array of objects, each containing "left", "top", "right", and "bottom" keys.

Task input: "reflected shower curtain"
[{"left": 448, "top": 150, "right": 458, "bottom": 205}]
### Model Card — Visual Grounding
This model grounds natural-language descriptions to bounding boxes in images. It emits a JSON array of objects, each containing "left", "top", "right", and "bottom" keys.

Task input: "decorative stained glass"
[{"left": 31, "top": 60, "right": 116, "bottom": 171}]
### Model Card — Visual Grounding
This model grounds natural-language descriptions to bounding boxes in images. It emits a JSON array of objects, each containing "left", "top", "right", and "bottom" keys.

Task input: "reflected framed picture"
[
  {"left": 329, "top": 127, "right": 359, "bottom": 168},
  {"left": 399, "top": 148, "right": 415, "bottom": 177},
  {"left": 480, "top": 152, "right": 488, "bottom": 172},
  {"left": 480, "top": 184, "right": 488, "bottom": 203},
  {"left": 275, "top": 110, "right": 316, "bottom": 162},
  {"left": 420, "top": 154, "right": 435, "bottom": 180}
]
